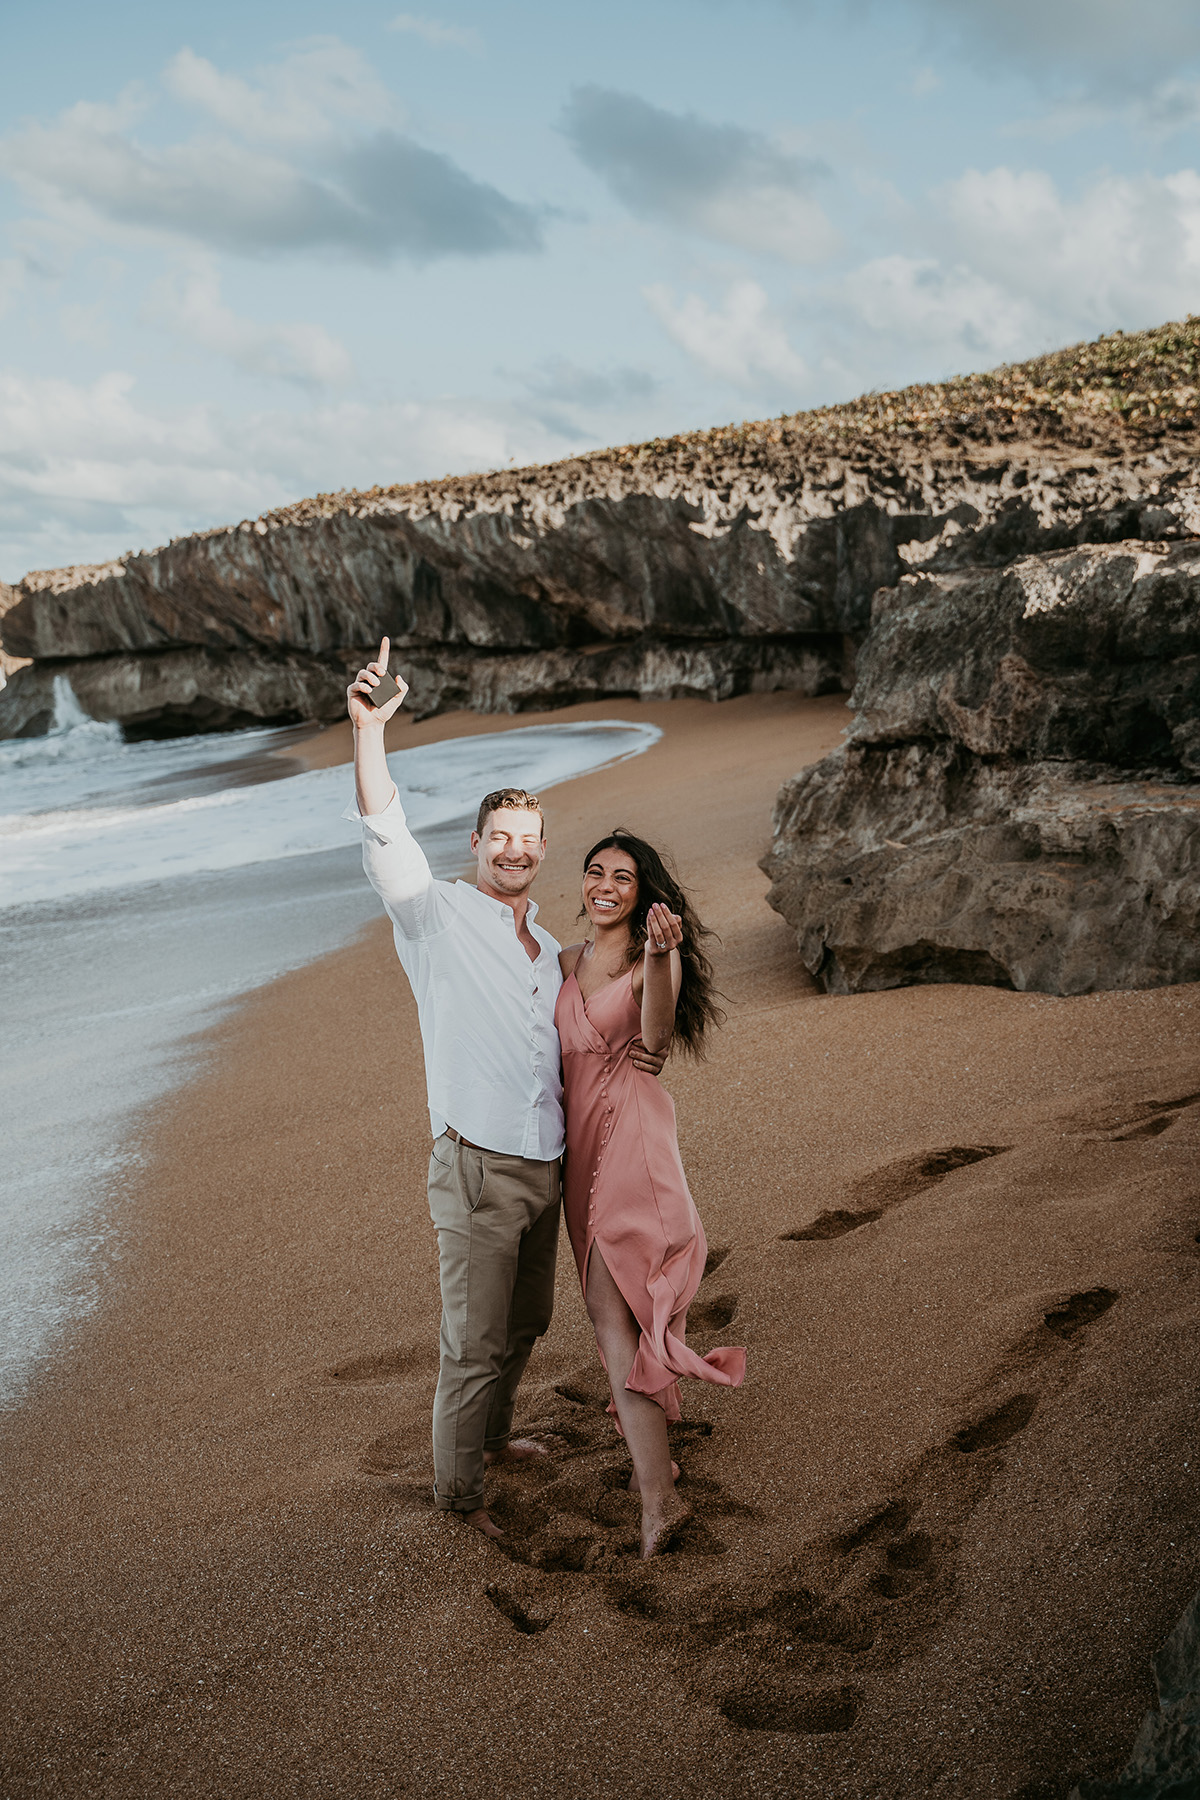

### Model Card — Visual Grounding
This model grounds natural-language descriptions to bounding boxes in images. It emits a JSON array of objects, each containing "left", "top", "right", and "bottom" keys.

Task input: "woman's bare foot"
[
  {"left": 462, "top": 1507, "right": 505, "bottom": 1539},
  {"left": 639, "top": 1493, "right": 692, "bottom": 1560},
  {"left": 483, "top": 1435, "right": 566, "bottom": 1466},
  {"left": 629, "top": 1460, "right": 680, "bottom": 1493}
]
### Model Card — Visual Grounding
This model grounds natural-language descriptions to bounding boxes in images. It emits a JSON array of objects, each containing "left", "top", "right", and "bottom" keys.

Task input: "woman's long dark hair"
[{"left": 580, "top": 828, "right": 724, "bottom": 1058}]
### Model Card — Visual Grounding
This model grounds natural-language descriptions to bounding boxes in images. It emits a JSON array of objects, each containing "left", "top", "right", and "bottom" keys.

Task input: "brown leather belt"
[{"left": 444, "top": 1127, "right": 484, "bottom": 1152}]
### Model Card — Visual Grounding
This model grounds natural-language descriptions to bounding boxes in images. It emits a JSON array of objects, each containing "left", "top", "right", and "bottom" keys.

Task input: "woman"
[{"left": 556, "top": 829, "right": 746, "bottom": 1559}]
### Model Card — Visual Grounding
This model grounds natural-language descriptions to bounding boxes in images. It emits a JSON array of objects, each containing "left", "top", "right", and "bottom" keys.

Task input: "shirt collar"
[{"left": 454, "top": 880, "right": 542, "bottom": 929}]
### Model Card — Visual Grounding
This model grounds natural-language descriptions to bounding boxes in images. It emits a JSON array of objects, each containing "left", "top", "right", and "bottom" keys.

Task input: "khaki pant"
[{"left": 427, "top": 1133, "right": 561, "bottom": 1513}]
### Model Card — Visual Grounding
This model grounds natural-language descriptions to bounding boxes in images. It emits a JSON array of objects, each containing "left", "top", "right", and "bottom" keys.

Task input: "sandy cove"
[{"left": 2, "top": 691, "right": 1198, "bottom": 1800}]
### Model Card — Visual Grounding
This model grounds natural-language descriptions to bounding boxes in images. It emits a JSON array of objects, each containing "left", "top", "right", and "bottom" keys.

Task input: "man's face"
[{"left": 472, "top": 807, "right": 546, "bottom": 899}]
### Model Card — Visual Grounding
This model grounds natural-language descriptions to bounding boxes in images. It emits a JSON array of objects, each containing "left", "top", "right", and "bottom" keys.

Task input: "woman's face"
[{"left": 582, "top": 846, "right": 640, "bottom": 931}]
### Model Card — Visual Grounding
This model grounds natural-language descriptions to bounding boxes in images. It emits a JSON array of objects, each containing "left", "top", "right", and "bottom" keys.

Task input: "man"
[{"left": 345, "top": 638, "right": 663, "bottom": 1538}]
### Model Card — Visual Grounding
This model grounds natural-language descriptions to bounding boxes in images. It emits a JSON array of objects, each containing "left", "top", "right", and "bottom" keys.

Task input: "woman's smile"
[{"left": 582, "top": 848, "right": 640, "bottom": 926}]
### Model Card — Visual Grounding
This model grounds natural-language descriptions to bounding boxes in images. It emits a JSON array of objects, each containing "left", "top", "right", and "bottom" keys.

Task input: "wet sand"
[{"left": 3, "top": 691, "right": 1198, "bottom": 1800}]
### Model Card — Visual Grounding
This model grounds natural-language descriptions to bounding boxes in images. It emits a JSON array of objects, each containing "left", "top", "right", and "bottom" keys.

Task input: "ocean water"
[{"left": 0, "top": 682, "right": 660, "bottom": 1407}]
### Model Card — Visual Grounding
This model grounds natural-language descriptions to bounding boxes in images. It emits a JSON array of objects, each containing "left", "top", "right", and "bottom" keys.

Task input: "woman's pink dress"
[{"left": 555, "top": 968, "right": 746, "bottom": 1420}]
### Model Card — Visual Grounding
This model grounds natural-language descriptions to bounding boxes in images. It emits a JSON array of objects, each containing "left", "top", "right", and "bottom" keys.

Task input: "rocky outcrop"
[
  {"left": 3, "top": 406, "right": 1200, "bottom": 737},
  {"left": 1070, "top": 1589, "right": 1200, "bottom": 1799},
  {"left": 0, "top": 635, "right": 842, "bottom": 739},
  {"left": 761, "top": 541, "right": 1200, "bottom": 995},
  {"left": 0, "top": 581, "right": 30, "bottom": 686}
]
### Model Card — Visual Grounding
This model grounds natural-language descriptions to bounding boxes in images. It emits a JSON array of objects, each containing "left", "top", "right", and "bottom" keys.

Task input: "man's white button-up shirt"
[{"left": 348, "top": 788, "right": 564, "bottom": 1160}]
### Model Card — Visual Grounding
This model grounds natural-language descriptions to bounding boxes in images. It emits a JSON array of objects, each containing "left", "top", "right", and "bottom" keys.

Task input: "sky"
[{"left": 4, "top": 0, "right": 1200, "bottom": 580}]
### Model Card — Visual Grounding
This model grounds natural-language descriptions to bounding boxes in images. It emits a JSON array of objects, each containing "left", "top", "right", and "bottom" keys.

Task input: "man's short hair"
[{"left": 476, "top": 788, "right": 545, "bottom": 837}]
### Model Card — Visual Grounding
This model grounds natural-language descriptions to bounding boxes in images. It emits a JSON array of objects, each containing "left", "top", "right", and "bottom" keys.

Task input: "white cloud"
[
  {"left": 820, "top": 163, "right": 1200, "bottom": 388},
  {"left": 941, "top": 165, "right": 1200, "bottom": 332},
  {"left": 0, "top": 371, "right": 245, "bottom": 577},
  {"left": 1, "top": 47, "right": 542, "bottom": 263},
  {"left": 562, "top": 88, "right": 838, "bottom": 264},
  {"left": 164, "top": 41, "right": 396, "bottom": 144},
  {"left": 644, "top": 280, "right": 808, "bottom": 392},
  {"left": 832, "top": 256, "right": 1037, "bottom": 370},
  {"left": 145, "top": 259, "right": 353, "bottom": 387},
  {"left": 387, "top": 14, "right": 482, "bottom": 53},
  {"left": 0, "top": 369, "right": 589, "bottom": 581}
]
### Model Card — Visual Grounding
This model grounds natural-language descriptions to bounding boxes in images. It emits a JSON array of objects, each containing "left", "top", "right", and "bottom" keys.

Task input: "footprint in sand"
[
  {"left": 479, "top": 1264, "right": 1110, "bottom": 1737},
  {"left": 484, "top": 1582, "right": 555, "bottom": 1635},
  {"left": 479, "top": 1405, "right": 734, "bottom": 1573},
  {"left": 1043, "top": 1287, "right": 1119, "bottom": 1340},
  {"left": 684, "top": 1278, "right": 1124, "bottom": 1738},
  {"left": 327, "top": 1344, "right": 432, "bottom": 1383},
  {"left": 703, "top": 1243, "right": 732, "bottom": 1278},
  {"left": 605, "top": 1571, "right": 668, "bottom": 1619},
  {"left": 689, "top": 1293, "right": 739, "bottom": 1332},
  {"left": 1061, "top": 1092, "right": 1200, "bottom": 1141},
  {"left": 780, "top": 1206, "right": 883, "bottom": 1242},
  {"left": 551, "top": 1365, "right": 610, "bottom": 1411},
  {"left": 358, "top": 1429, "right": 420, "bottom": 1477},
  {"left": 833, "top": 1496, "right": 913, "bottom": 1553},
  {"left": 718, "top": 1681, "right": 862, "bottom": 1735},
  {"left": 951, "top": 1393, "right": 1038, "bottom": 1454},
  {"left": 780, "top": 1143, "right": 1012, "bottom": 1242}
]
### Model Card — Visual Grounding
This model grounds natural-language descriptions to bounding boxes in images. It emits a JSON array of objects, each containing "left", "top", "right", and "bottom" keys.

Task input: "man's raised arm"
[
  {"left": 349, "top": 634, "right": 405, "bottom": 817},
  {"left": 346, "top": 637, "right": 449, "bottom": 939}
]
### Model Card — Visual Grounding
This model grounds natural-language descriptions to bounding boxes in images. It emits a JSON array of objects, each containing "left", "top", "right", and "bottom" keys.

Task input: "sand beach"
[{"left": 2, "top": 691, "right": 1198, "bottom": 1800}]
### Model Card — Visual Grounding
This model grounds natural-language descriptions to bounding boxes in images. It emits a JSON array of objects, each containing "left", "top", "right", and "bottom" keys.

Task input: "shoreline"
[
  {"left": 3, "top": 691, "right": 1199, "bottom": 1800},
  {"left": 0, "top": 710, "right": 662, "bottom": 1407}
]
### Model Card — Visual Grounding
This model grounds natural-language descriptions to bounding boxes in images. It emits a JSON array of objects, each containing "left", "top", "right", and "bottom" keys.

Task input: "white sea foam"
[
  {"left": 0, "top": 720, "right": 660, "bottom": 909},
  {"left": 0, "top": 709, "right": 660, "bottom": 1407},
  {"left": 0, "top": 684, "right": 271, "bottom": 815}
]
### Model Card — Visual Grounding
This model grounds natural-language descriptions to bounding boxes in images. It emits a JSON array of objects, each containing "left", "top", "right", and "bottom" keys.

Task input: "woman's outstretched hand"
[
  {"left": 638, "top": 903, "right": 683, "bottom": 1058},
  {"left": 347, "top": 635, "right": 409, "bottom": 728},
  {"left": 644, "top": 901, "right": 683, "bottom": 957}
]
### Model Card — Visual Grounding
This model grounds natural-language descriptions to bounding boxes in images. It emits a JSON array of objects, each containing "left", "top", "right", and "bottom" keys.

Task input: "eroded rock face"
[
  {"left": 761, "top": 542, "right": 1200, "bottom": 995},
  {"left": 0, "top": 581, "right": 30, "bottom": 686},
  {"left": 1069, "top": 1589, "right": 1200, "bottom": 1799},
  {"left": 3, "top": 424, "right": 1199, "bottom": 737},
  {"left": 854, "top": 543, "right": 1200, "bottom": 768},
  {"left": 0, "top": 635, "right": 843, "bottom": 739}
]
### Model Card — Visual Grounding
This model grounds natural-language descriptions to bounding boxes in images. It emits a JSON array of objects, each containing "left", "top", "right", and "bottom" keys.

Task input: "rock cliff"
[
  {"left": 0, "top": 581, "right": 29, "bottom": 686},
  {"left": 761, "top": 541, "right": 1200, "bottom": 994},
  {"left": 1069, "top": 1589, "right": 1200, "bottom": 1799},
  {"left": 5, "top": 318, "right": 1200, "bottom": 738}
]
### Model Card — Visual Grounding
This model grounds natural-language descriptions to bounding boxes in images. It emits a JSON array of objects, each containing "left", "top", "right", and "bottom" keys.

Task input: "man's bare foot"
[
  {"left": 629, "top": 1460, "right": 680, "bottom": 1493},
  {"left": 640, "top": 1494, "right": 692, "bottom": 1560},
  {"left": 462, "top": 1507, "right": 504, "bottom": 1539},
  {"left": 483, "top": 1435, "right": 566, "bottom": 1466}
]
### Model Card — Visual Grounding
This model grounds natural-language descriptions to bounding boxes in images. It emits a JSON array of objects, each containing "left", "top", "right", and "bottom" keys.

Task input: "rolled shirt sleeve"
[{"left": 343, "top": 787, "right": 453, "bottom": 940}]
